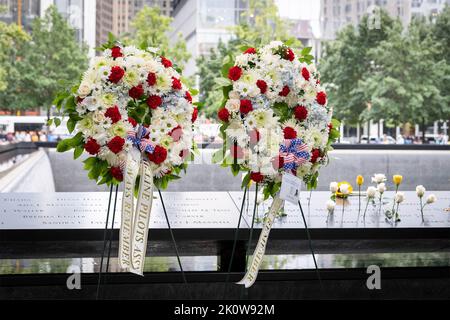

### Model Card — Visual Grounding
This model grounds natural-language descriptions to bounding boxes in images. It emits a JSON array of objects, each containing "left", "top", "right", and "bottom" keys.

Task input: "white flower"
[
  {"left": 371, "top": 174, "right": 387, "bottom": 184},
  {"left": 329, "top": 182, "right": 338, "bottom": 193},
  {"left": 296, "top": 162, "right": 312, "bottom": 178},
  {"left": 339, "top": 183, "right": 350, "bottom": 195},
  {"left": 426, "top": 194, "right": 437, "bottom": 204},
  {"left": 395, "top": 192, "right": 405, "bottom": 204},
  {"left": 78, "top": 82, "right": 92, "bottom": 97},
  {"left": 366, "top": 186, "right": 377, "bottom": 198},
  {"left": 326, "top": 200, "right": 335, "bottom": 212},
  {"left": 377, "top": 183, "right": 386, "bottom": 194},
  {"left": 225, "top": 99, "right": 240, "bottom": 113},
  {"left": 416, "top": 185, "right": 426, "bottom": 197}
]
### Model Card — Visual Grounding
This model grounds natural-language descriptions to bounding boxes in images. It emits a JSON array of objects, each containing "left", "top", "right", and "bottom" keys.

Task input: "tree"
[
  {"left": 319, "top": 11, "right": 395, "bottom": 129},
  {"left": 197, "top": 0, "right": 302, "bottom": 118},
  {"left": 0, "top": 6, "right": 88, "bottom": 114},
  {"left": 359, "top": 17, "right": 449, "bottom": 141},
  {"left": 0, "top": 19, "right": 29, "bottom": 94},
  {"left": 122, "top": 6, "right": 190, "bottom": 69}
]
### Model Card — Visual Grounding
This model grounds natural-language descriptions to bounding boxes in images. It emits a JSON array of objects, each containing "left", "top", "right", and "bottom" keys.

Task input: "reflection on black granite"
[{"left": 1, "top": 252, "right": 449, "bottom": 275}]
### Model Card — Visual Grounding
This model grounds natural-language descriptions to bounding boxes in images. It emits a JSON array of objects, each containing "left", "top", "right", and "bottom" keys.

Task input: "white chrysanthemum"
[
  {"left": 225, "top": 119, "right": 248, "bottom": 147},
  {"left": 297, "top": 162, "right": 312, "bottom": 178},
  {"left": 235, "top": 54, "right": 250, "bottom": 67},
  {"left": 305, "top": 127, "right": 327, "bottom": 149}
]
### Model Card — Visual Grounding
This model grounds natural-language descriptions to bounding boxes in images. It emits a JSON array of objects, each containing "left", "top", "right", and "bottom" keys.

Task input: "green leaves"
[
  {"left": 56, "top": 132, "right": 83, "bottom": 153},
  {"left": 299, "top": 47, "right": 314, "bottom": 64},
  {"left": 272, "top": 102, "right": 291, "bottom": 122},
  {"left": 214, "top": 77, "right": 232, "bottom": 88}
]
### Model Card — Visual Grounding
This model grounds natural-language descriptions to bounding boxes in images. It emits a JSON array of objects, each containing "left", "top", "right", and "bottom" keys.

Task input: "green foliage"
[
  {"left": 319, "top": 10, "right": 395, "bottom": 125},
  {"left": 197, "top": 0, "right": 302, "bottom": 118},
  {"left": 121, "top": 6, "right": 190, "bottom": 69},
  {"left": 0, "top": 5, "right": 88, "bottom": 112},
  {"left": 0, "top": 21, "right": 29, "bottom": 94},
  {"left": 319, "top": 8, "right": 450, "bottom": 132}
]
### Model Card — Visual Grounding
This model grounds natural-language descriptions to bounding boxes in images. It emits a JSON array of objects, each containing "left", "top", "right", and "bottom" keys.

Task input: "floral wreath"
[
  {"left": 54, "top": 40, "right": 198, "bottom": 189},
  {"left": 214, "top": 41, "right": 340, "bottom": 198}
]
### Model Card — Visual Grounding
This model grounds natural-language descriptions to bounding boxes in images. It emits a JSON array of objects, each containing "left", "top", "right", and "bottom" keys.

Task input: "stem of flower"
[
  {"left": 363, "top": 199, "right": 369, "bottom": 220},
  {"left": 420, "top": 197, "right": 425, "bottom": 223},
  {"left": 391, "top": 185, "right": 398, "bottom": 217},
  {"left": 358, "top": 186, "right": 361, "bottom": 214}
]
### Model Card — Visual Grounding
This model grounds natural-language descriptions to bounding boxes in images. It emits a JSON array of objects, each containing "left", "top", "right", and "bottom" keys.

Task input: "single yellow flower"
[
  {"left": 356, "top": 175, "right": 364, "bottom": 186},
  {"left": 393, "top": 175, "right": 403, "bottom": 186},
  {"left": 336, "top": 181, "right": 353, "bottom": 198}
]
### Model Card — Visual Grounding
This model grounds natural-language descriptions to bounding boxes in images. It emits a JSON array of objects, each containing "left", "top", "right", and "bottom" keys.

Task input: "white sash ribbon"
[
  {"left": 237, "top": 195, "right": 284, "bottom": 288},
  {"left": 119, "top": 148, "right": 154, "bottom": 276}
]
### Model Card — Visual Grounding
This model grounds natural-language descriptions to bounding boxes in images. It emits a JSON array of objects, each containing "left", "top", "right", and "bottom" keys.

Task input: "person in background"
[
  {"left": 39, "top": 131, "right": 47, "bottom": 142},
  {"left": 24, "top": 131, "right": 32, "bottom": 142},
  {"left": 396, "top": 134, "right": 404, "bottom": 144},
  {"left": 31, "top": 131, "right": 39, "bottom": 142}
]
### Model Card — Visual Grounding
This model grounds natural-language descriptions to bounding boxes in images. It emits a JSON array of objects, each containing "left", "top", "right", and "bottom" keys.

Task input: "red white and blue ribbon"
[
  {"left": 127, "top": 125, "right": 155, "bottom": 154},
  {"left": 279, "top": 138, "right": 309, "bottom": 170}
]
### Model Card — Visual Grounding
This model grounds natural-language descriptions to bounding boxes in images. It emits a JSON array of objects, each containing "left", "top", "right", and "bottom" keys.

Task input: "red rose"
[
  {"left": 244, "top": 47, "right": 256, "bottom": 54},
  {"left": 161, "top": 56, "right": 172, "bottom": 68},
  {"left": 191, "top": 107, "right": 198, "bottom": 123},
  {"left": 284, "top": 48, "right": 295, "bottom": 61},
  {"left": 228, "top": 66, "right": 242, "bottom": 81},
  {"left": 283, "top": 127, "right": 297, "bottom": 139},
  {"left": 105, "top": 105, "right": 121, "bottom": 124},
  {"left": 128, "top": 117, "right": 137, "bottom": 127},
  {"left": 250, "top": 172, "right": 264, "bottom": 183},
  {"left": 239, "top": 99, "right": 253, "bottom": 114},
  {"left": 316, "top": 91, "right": 327, "bottom": 105},
  {"left": 217, "top": 108, "right": 230, "bottom": 122},
  {"left": 147, "top": 145, "right": 167, "bottom": 164},
  {"left": 279, "top": 85, "right": 290, "bottom": 97},
  {"left": 310, "top": 148, "right": 321, "bottom": 163},
  {"left": 328, "top": 122, "right": 333, "bottom": 131},
  {"left": 271, "top": 156, "right": 284, "bottom": 170},
  {"left": 230, "top": 144, "right": 244, "bottom": 159},
  {"left": 110, "top": 166, "right": 123, "bottom": 181},
  {"left": 256, "top": 80, "right": 267, "bottom": 94},
  {"left": 107, "top": 136, "right": 125, "bottom": 154},
  {"left": 147, "top": 72, "right": 157, "bottom": 86},
  {"left": 111, "top": 46, "right": 123, "bottom": 58},
  {"left": 185, "top": 91, "right": 192, "bottom": 103},
  {"left": 301, "top": 67, "right": 310, "bottom": 81},
  {"left": 128, "top": 84, "right": 144, "bottom": 99},
  {"left": 249, "top": 129, "right": 260, "bottom": 145},
  {"left": 294, "top": 105, "right": 308, "bottom": 121},
  {"left": 172, "top": 77, "right": 182, "bottom": 90},
  {"left": 146, "top": 95, "right": 162, "bottom": 109},
  {"left": 169, "top": 125, "right": 183, "bottom": 142},
  {"left": 108, "top": 66, "right": 125, "bottom": 83},
  {"left": 84, "top": 138, "right": 100, "bottom": 155}
]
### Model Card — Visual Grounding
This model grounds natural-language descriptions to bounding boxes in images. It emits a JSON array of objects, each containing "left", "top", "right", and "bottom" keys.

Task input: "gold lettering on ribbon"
[
  {"left": 119, "top": 149, "right": 140, "bottom": 269},
  {"left": 237, "top": 196, "right": 284, "bottom": 288},
  {"left": 129, "top": 160, "right": 154, "bottom": 275}
]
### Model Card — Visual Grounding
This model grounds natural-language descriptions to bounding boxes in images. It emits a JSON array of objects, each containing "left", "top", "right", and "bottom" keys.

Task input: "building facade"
[
  {"left": 0, "top": 0, "right": 40, "bottom": 31},
  {"left": 96, "top": 0, "right": 172, "bottom": 49},
  {"left": 320, "top": 0, "right": 412, "bottom": 40},
  {"left": 171, "top": 0, "right": 248, "bottom": 77},
  {"left": 40, "top": 0, "right": 96, "bottom": 57},
  {"left": 321, "top": 0, "right": 450, "bottom": 40}
]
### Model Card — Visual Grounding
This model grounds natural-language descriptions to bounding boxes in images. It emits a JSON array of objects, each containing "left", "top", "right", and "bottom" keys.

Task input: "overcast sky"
[
  {"left": 274, "top": 0, "right": 321, "bottom": 36},
  {"left": 274, "top": 0, "right": 321, "bottom": 21}
]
